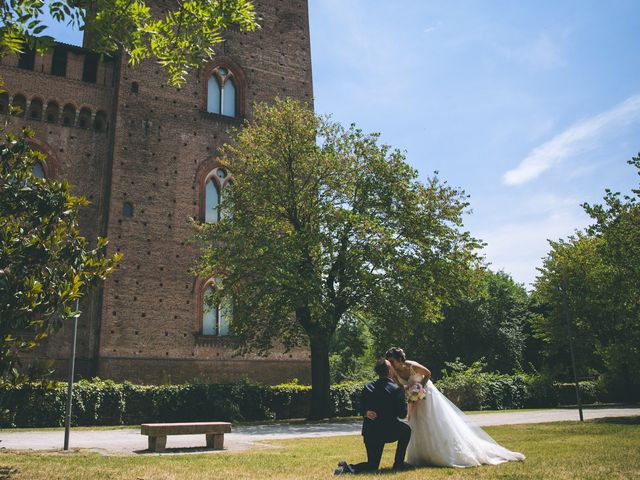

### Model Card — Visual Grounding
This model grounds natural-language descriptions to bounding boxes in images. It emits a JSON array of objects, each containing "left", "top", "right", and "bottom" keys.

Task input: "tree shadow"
[
  {"left": 0, "top": 466, "right": 18, "bottom": 480},
  {"left": 589, "top": 416, "right": 640, "bottom": 425}
]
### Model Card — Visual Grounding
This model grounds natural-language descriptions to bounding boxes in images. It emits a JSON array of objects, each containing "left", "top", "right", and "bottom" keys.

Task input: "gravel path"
[{"left": 0, "top": 407, "right": 638, "bottom": 455}]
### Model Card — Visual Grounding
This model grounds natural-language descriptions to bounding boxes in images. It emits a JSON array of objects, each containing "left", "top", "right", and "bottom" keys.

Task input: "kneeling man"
[{"left": 335, "top": 358, "right": 411, "bottom": 474}]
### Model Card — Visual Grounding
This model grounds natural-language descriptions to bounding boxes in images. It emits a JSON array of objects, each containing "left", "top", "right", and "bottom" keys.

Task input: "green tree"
[
  {"left": 0, "top": 0, "right": 257, "bottom": 86},
  {"left": 531, "top": 234, "right": 608, "bottom": 380},
  {"left": 193, "top": 99, "right": 482, "bottom": 418},
  {"left": 329, "top": 313, "right": 376, "bottom": 384},
  {"left": 532, "top": 155, "right": 640, "bottom": 399},
  {"left": 438, "top": 269, "right": 532, "bottom": 374},
  {"left": 0, "top": 128, "right": 120, "bottom": 381}
]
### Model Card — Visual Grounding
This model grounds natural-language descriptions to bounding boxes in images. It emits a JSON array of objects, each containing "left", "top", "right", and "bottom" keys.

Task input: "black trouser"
[{"left": 351, "top": 420, "right": 411, "bottom": 473}]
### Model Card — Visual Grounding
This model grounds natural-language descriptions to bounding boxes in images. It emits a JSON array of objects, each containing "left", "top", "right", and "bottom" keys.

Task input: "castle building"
[{"left": 1, "top": 0, "right": 313, "bottom": 384}]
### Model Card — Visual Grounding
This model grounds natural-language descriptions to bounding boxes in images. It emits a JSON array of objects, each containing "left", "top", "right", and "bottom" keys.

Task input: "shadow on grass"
[
  {"left": 589, "top": 416, "right": 640, "bottom": 425},
  {"left": 0, "top": 466, "right": 18, "bottom": 479},
  {"left": 133, "top": 446, "right": 227, "bottom": 455}
]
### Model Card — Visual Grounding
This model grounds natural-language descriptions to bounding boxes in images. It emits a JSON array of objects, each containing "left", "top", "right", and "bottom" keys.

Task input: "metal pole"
[
  {"left": 63, "top": 298, "right": 80, "bottom": 450},
  {"left": 561, "top": 274, "right": 583, "bottom": 422}
]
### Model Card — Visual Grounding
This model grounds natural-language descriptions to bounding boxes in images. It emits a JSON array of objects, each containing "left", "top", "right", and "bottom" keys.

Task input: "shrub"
[{"left": 0, "top": 378, "right": 366, "bottom": 428}]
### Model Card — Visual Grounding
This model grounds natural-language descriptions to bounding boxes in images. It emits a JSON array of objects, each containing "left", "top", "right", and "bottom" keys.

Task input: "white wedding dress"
[{"left": 398, "top": 373, "right": 525, "bottom": 468}]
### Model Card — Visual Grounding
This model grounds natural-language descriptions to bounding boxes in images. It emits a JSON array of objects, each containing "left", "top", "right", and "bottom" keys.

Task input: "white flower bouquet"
[{"left": 406, "top": 382, "right": 426, "bottom": 403}]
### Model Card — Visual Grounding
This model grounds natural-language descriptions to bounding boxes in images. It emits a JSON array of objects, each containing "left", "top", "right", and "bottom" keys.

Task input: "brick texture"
[{"left": 4, "top": 0, "right": 313, "bottom": 385}]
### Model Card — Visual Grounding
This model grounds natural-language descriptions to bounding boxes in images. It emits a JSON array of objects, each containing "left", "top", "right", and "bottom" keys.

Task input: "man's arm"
[
  {"left": 359, "top": 384, "right": 371, "bottom": 417},
  {"left": 394, "top": 385, "right": 408, "bottom": 419},
  {"left": 360, "top": 384, "right": 378, "bottom": 420}
]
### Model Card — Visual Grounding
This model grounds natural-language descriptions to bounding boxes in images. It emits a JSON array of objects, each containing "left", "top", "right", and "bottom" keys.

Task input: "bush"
[
  {"left": 0, "top": 378, "right": 365, "bottom": 428},
  {"left": 433, "top": 359, "right": 607, "bottom": 410},
  {"left": 554, "top": 380, "right": 605, "bottom": 406}
]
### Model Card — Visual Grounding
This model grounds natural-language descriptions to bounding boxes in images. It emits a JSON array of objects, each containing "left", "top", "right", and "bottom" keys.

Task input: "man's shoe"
[{"left": 334, "top": 460, "right": 354, "bottom": 475}]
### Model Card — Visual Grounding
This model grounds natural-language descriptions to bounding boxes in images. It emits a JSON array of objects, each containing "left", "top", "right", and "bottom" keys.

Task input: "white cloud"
[
  {"left": 503, "top": 94, "right": 640, "bottom": 186},
  {"left": 477, "top": 204, "right": 590, "bottom": 288}
]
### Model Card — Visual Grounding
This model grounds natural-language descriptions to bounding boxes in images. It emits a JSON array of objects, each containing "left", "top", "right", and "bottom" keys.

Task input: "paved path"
[{"left": 0, "top": 407, "right": 638, "bottom": 455}]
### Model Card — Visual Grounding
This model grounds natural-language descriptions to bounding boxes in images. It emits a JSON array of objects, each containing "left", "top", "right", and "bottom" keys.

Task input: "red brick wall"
[
  {"left": 5, "top": 0, "right": 314, "bottom": 385},
  {"left": 0, "top": 58, "right": 115, "bottom": 371}
]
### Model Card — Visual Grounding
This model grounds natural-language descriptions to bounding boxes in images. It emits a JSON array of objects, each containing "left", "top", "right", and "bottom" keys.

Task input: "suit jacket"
[{"left": 360, "top": 377, "right": 408, "bottom": 441}]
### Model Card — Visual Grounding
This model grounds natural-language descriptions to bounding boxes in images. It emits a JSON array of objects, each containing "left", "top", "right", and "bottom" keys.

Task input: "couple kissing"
[{"left": 335, "top": 347, "right": 525, "bottom": 475}]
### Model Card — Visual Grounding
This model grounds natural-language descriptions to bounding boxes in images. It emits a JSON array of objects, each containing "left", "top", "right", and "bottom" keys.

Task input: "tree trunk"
[{"left": 308, "top": 334, "right": 332, "bottom": 420}]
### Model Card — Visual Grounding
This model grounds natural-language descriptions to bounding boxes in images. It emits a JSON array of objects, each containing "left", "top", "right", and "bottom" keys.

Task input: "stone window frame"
[
  {"left": 195, "top": 278, "right": 232, "bottom": 340},
  {"left": 201, "top": 56, "right": 247, "bottom": 120},
  {"left": 195, "top": 158, "right": 233, "bottom": 223},
  {"left": 26, "top": 139, "right": 59, "bottom": 179}
]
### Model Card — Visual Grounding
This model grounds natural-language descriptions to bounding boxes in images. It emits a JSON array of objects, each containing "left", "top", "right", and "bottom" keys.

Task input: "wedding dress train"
[{"left": 403, "top": 380, "right": 525, "bottom": 468}]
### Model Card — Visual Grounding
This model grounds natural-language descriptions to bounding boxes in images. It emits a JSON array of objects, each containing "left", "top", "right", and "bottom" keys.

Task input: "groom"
[{"left": 334, "top": 358, "right": 412, "bottom": 475}]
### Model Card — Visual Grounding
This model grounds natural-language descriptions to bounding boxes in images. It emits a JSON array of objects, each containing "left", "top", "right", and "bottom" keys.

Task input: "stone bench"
[{"left": 141, "top": 422, "right": 232, "bottom": 452}]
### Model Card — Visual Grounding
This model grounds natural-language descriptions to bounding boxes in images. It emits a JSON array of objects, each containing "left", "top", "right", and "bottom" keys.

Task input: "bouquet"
[
  {"left": 406, "top": 382, "right": 426, "bottom": 403},
  {"left": 404, "top": 382, "right": 426, "bottom": 421}
]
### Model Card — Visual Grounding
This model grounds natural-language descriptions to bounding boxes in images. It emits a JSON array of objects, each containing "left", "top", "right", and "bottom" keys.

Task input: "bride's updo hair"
[{"left": 385, "top": 347, "right": 406, "bottom": 363}]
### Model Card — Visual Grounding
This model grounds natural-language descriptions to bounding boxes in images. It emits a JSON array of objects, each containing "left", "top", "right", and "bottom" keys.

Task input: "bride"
[{"left": 385, "top": 347, "right": 526, "bottom": 468}]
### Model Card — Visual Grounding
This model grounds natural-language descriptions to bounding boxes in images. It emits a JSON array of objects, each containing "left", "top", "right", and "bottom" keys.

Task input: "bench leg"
[
  {"left": 148, "top": 435, "right": 167, "bottom": 452},
  {"left": 206, "top": 434, "right": 224, "bottom": 450}
]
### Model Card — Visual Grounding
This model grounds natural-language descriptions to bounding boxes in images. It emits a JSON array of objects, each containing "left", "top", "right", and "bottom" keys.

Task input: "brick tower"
[{"left": 1, "top": 0, "right": 313, "bottom": 384}]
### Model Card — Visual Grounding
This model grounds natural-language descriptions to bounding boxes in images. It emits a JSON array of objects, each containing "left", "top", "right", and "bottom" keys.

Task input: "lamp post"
[
  {"left": 63, "top": 298, "right": 80, "bottom": 450},
  {"left": 560, "top": 273, "right": 584, "bottom": 422}
]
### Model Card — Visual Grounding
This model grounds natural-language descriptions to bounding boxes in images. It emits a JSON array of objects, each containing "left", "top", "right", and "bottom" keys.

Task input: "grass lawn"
[{"left": 0, "top": 418, "right": 638, "bottom": 479}]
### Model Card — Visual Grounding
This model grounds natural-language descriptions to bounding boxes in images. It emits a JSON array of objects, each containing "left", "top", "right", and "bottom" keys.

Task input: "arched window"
[
  {"left": 11, "top": 94, "right": 27, "bottom": 117},
  {"left": 207, "top": 68, "right": 236, "bottom": 117},
  {"left": 45, "top": 101, "right": 59, "bottom": 123},
  {"left": 32, "top": 162, "right": 45, "bottom": 179},
  {"left": 78, "top": 108, "right": 92, "bottom": 129},
  {"left": 94, "top": 111, "right": 107, "bottom": 132},
  {"left": 202, "top": 281, "right": 231, "bottom": 336},
  {"left": 61, "top": 104, "right": 76, "bottom": 126},
  {"left": 204, "top": 167, "right": 228, "bottom": 223},
  {"left": 28, "top": 98, "right": 43, "bottom": 121}
]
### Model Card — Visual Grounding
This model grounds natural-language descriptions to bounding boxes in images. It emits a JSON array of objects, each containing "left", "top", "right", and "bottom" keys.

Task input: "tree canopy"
[
  {"left": 193, "top": 99, "right": 482, "bottom": 418},
  {"left": 0, "top": 128, "right": 120, "bottom": 381},
  {"left": 0, "top": 0, "right": 257, "bottom": 86},
  {"left": 532, "top": 155, "right": 640, "bottom": 399}
]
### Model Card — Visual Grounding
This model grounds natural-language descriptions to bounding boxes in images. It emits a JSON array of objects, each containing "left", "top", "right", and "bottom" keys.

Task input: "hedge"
[
  {"left": 0, "top": 374, "right": 606, "bottom": 428},
  {"left": 434, "top": 360, "right": 607, "bottom": 410},
  {"left": 0, "top": 379, "right": 362, "bottom": 428}
]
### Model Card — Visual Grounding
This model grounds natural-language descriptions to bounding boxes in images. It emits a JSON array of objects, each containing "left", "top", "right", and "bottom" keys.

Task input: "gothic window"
[
  {"left": 203, "top": 167, "right": 229, "bottom": 223},
  {"left": 207, "top": 67, "right": 236, "bottom": 117},
  {"left": 11, "top": 95, "right": 27, "bottom": 117},
  {"left": 45, "top": 101, "right": 59, "bottom": 123},
  {"left": 131, "top": 82, "right": 139, "bottom": 94},
  {"left": 78, "top": 108, "right": 92, "bottom": 129},
  {"left": 51, "top": 46, "right": 67, "bottom": 77},
  {"left": 61, "top": 104, "right": 76, "bottom": 126},
  {"left": 28, "top": 98, "right": 43, "bottom": 120},
  {"left": 32, "top": 162, "right": 45, "bottom": 179},
  {"left": 202, "top": 281, "right": 231, "bottom": 337}
]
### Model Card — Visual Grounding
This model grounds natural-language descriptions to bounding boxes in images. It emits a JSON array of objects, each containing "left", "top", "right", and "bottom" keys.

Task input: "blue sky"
[
  {"left": 308, "top": 0, "right": 640, "bottom": 287},
  {"left": 41, "top": 1, "right": 640, "bottom": 288}
]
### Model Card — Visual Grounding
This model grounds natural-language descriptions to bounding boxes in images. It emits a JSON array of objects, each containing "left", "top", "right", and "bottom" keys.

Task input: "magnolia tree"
[
  {"left": 0, "top": 129, "right": 120, "bottom": 381},
  {"left": 193, "top": 99, "right": 482, "bottom": 419}
]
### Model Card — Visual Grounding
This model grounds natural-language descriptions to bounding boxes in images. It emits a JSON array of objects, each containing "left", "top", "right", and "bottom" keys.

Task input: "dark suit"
[{"left": 351, "top": 377, "right": 411, "bottom": 472}]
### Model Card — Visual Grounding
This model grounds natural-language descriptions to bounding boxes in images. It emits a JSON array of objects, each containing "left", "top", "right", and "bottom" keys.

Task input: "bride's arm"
[{"left": 407, "top": 360, "right": 431, "bottom": 386}]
